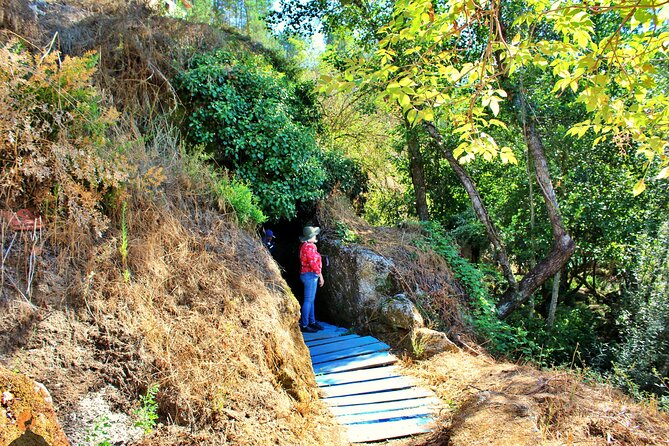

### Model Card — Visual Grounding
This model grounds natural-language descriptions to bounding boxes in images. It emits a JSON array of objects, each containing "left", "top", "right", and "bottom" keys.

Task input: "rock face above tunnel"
[
  {"left": 320, "top": 240, "right": 396, "bottom": 328},
  {"left": 319, "top": 240, "right": 428, "bottom": 335}
]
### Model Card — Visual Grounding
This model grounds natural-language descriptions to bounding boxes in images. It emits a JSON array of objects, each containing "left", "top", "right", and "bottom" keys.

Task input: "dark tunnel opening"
[{"left": 261, "top": 212, "right": 334, "bottom": 326}]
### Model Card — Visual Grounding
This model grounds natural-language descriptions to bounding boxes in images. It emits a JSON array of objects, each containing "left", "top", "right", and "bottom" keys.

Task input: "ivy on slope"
[
  {"left": 421, "top": 221, "right": 540, "bottom": 359},
  {"left": 176, "top": 50, "right": 325, "bottom": 220}
]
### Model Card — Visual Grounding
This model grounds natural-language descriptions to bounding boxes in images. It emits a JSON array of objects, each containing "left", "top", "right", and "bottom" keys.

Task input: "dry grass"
[
  {"left": 0, "top": 121, "right": 345, "bottom": 445},
  {"left": 2, "top": 0, "right": 294, "bottom": 119},
  {"left": 389, "top": 351, "right": 669, "bottom": 445}
]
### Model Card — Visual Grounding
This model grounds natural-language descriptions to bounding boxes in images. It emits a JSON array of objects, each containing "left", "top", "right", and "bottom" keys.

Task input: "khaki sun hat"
[{"left": 299, "top": 226, "right": 320, "bottom": 242}]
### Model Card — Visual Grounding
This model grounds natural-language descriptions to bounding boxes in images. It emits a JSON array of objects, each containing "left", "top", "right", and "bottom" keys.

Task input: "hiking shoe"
[
  {"left": 300, "top": 325, "right": 317, "bottom": 333},
  {"left": 310, "top": 322, "right": 325, "bottom": 331}
]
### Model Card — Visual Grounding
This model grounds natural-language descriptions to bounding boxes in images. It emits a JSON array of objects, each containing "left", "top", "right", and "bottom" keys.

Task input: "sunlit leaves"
[
  {"left": 323, "top": 0, "right": 669, "bottom": 181},
  {"left": 633, "top": 179, "right": 647, "bottom": 196},
  {"left": 657, "top": 167, "right": 669, "bottom": 180}
]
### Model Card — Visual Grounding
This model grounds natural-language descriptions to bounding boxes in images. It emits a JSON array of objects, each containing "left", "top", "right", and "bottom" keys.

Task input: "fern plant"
[{"left": 0, "top": 40, "right": 132, "bottom": 235}]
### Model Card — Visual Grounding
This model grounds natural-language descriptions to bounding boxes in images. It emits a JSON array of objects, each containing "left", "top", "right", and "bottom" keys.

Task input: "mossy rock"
[{"left": 0, "top": 366, "right": 69, "bottom": 446}]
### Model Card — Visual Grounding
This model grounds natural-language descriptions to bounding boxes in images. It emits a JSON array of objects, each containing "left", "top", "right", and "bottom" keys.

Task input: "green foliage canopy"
[
  {"left": 176, "top": 50, "right": 325, "bottom": 220},
  {"left": 328, "top": 0, "right": 669, "bottom": 187}
]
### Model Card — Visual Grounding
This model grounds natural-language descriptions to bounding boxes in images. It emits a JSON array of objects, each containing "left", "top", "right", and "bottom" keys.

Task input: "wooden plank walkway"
[{"left": 304, "top": 322, "right": 440, "bottom": 443}]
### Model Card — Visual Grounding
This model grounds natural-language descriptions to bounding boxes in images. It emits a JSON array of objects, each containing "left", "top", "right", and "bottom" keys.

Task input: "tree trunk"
[
  {"left": 547, "top": 270, "right": 561, "bottom": 327},
  {"left": 496, "top": 94, "right": 576, "bottom": 319},
  {"left": 406, "top": 120, "right": 430, "bottom": 221},
  {"left": 424, "top": 121, "right": 517, "bottom": 289},
  {"left": 526, "top": 144, "right": 537, "bottom": 317}
]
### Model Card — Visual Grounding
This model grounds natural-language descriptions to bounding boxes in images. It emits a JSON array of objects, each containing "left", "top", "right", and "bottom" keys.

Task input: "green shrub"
[
  {"left": 134, "top": 383, "right": 159, "bottom": 435},
  {"left": 333, "top": 221, "right": 359, "bottom": 244},
  {"left": 216, "top": 176, "right": 267, "bottom": 226},
  {"left": 175, "top": 50, "right": 325, "bottom": 220},
  {"left": 506, "top": 304, "right": 606, "bottom": 368},
  {"left": 321, "top": 149, "right": 368, "bottom": 203},
  {"left": 78, "top": 415, "right": 112, "bottom": 446},
  {"left": 420, "top": 221, "right": 538, "bottom": 358}
]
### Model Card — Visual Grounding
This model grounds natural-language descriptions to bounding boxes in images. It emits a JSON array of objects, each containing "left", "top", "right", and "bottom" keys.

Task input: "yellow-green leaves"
[
  {"left": 546, "top": 3, "right": 594, "bottom": 48},
  {"left": 482, "top": 89, "right": 507, "bottom": 117},
  {"left": 451, "top": 130, "right": 517, "bottom": 165},
  {"left": 327, "top": 0, "right": 668, "bottom": 189},
  {"left": 500, "top": 146, "right": 518, "bottom": 165},
  {"left": 533, "top": 1, "right": 669, "bottom": 194}
]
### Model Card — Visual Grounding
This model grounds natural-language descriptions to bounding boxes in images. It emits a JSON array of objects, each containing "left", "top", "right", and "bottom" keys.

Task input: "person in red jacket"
[{"left": 299, "top": 226, "right": 325, "bottom": 333}]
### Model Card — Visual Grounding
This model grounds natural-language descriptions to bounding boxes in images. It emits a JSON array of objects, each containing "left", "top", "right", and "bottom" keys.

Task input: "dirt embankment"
[{"left": 1, "top": 187, "right": 346, "bottom": 445}]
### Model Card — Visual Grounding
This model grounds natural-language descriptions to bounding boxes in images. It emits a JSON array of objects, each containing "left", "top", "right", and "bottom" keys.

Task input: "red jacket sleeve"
[{"left": 300, "top": 242, "right": 322, "bottom": 275}]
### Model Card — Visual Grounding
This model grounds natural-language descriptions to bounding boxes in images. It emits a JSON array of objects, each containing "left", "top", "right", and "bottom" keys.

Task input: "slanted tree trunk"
[
  {"left": 547, "top": 270, "right": 561, "bottom": 327},
  {"left": 496, "top": 93, "right": 576, "bottom": 319},
  {"left": 526, "top": 144, "right": 537, "bottom": 317},
  {"left": 424, "top": 93, "right": 575, "bottom": 320},
  {"left": 406, "top": 120, "right": 430, "bottom": 221},
  {"left": 484, "top": 7, "right": 575, "bottom": 318},
  {"left": 424, "top": 121, "right": 517, "bottom": 290}
]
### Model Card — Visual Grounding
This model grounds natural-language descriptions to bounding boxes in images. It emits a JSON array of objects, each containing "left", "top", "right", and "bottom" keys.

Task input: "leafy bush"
[
  {"left": 78, "top": 415, "right": 112, "bottom": 446},
  {"left": 420, "top": 221, "right": 539, "bottom": 357},
  {"left": 421, "top": 220, "right": 610, "bottom": 366},
  {"left": 363, "top": 188, "right": 413, "bottom": 226},
  {"left": 216, "top": 176, "right": 266, "bottom": 226},
  {"left": 507, "top": 304, "right": 606, "bottom": 368},
  {"left": 611, "top": 223, "right": 669, "bottom": 399},
  {"left": 320, "top": 149, "right": 368, "bottom": 203},
  {"left": 0, "top": 41, "right": 130, "bottom": 235},
  {"left": 333, "top": 221, "right": 360, "bottom": 243},
  {"left": 176, "top": 50, "right": 325, "bottom": 220}
]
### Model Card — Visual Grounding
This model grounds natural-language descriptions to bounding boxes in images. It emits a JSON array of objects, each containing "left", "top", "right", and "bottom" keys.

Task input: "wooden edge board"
[
  {"left": 320, "top": 376, "right": 415, "bottom": 398},
  {"left": 311, "top": 342, "right": 390, "bottom": 365},
  {"left": 305, "top": 334, "right": 360, "bottom": 347},
  {"left": 346, "top": 416, "right": 435, "bottom": 443},
  {"left": 328, "top": 397, "right": 442, "bottom": 417},
  {"left": 313, "top": 351, "right": 397, "bottom": 375},
  {"left": 308, "top": 336, "right": 380, "bottom": 356},
  {"left": 324, "top": 387, "right": 434, "bottom": 407},
  {"left": 318, "top": 322, "right": 342, "bottom": 330},
  {"left": 302, "top": 330, "right": 350, "bottom": 342},
  {"left": 337, "top": 405, "right": 436, "bottom": 425},
  {"left": 315, "top": 366, "right": 400, "bottom": 387}
]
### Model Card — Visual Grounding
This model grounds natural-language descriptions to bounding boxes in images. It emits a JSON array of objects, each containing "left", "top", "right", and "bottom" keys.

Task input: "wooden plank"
[
  {"left": 316, "top": 366, "right": 400, "bottom": 386},
  {"left": 302, "top": 329, "right": 349, "bottom": 342},
  {"left": 346, "top": 416, "right": 435, "bottom": 443},
  {"left": 318, "top": 322, "right": 343, "bottom": 331},
  {"left": 328, "top": 397, "right": 442, "bottom": 417},
  {"left": 320, "top": 376, "right": 415, "bottom": 398},
  {"left": 309, "top": 336, "right": 379, "bottom": 356},
  {"left": 324, "top": 387, "right": 434, "bottom": 407},
  {"left": 311, "top": 342, "right": 389, "bottom": 365},
  {"left": 313, "top": 351, "right": 397, "bottom": 375},
  {"left": 337, "top": 406, "right": 436, "bottom": 425},
  {"left": 305, "top": 334, "right": 359, "bottom": 348}
]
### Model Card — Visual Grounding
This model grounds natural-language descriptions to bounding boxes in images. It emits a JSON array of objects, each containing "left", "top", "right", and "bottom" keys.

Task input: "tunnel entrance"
[{"left": 263, "top": 212, "right": 333, "bottom": 325}]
